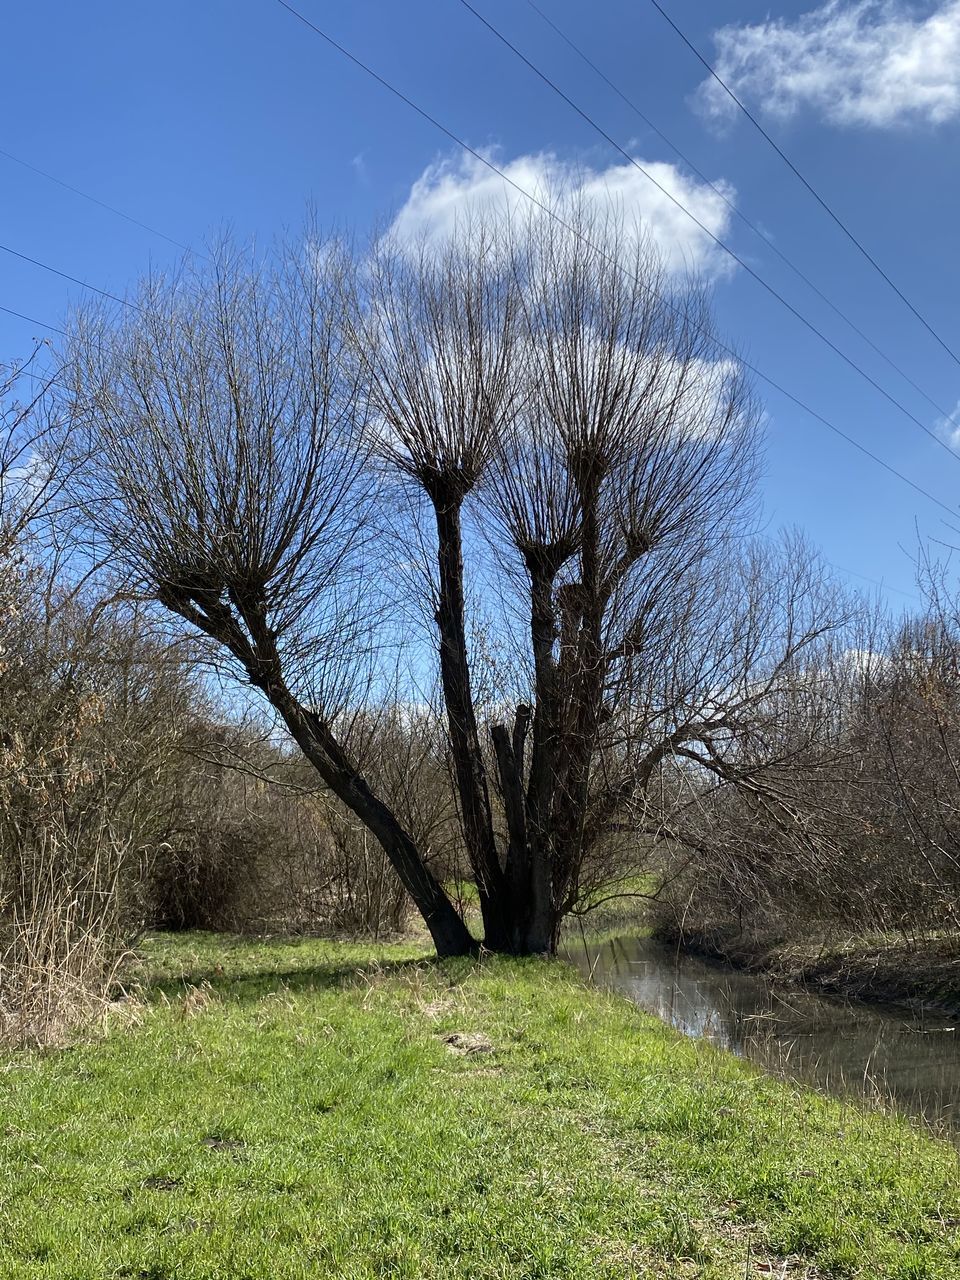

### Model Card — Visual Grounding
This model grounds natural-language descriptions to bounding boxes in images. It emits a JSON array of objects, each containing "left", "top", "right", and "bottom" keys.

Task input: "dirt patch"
[
  {"left": 141, "top": 1175, "right": 182, "bottom": 1192},
  {"left": 441, "top": 1031, "right": 494, "bottom": 1055},
  {"left": 202, "top": 1134, "right": 246, "bottom": 1154},
  {"left": 713, "top": 1217, "right": 828, "bottom": 1279}
]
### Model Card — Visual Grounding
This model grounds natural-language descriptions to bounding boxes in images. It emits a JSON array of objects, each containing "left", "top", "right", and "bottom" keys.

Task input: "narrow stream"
[{"left": 565, "top": 934, "right": 960, "bottom": 1140}]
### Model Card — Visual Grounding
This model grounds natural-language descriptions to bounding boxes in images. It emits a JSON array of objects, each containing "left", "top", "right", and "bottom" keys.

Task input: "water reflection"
[{"left": 565, "top": 935, "right": 960, "bottom": 1138}]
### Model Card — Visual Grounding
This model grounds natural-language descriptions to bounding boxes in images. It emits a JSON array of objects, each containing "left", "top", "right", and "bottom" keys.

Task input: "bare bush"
[
  {"left": 148, "top": 735, "right": 411, "bottom": 938},
  {"left": 0, "top": 573, "right": 205, "bottom": 1041},
  {"left": 0, "top": 352, "right": 215, "bottom": 1039},
  {"left": 0, "top": 819, "right": 131, "bottom": 1047},
  {"left": 653, "top": 560, "right": 960, "bottom": 953}
]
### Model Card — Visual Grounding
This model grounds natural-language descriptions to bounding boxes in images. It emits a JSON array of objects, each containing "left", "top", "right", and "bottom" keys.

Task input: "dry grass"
[{"left": 0, "top": 826, "right": 131, "bottom": 1048}]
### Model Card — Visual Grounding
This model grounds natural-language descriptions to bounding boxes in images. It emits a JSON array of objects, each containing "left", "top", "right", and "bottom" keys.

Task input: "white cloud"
[
  {"left": 388, "top": 150, "right": 737, "bottom": 277},
  {"left": 0, "top": 449, "right": 49, "bottom": 523},
  {"left": 699, "top": 1, "right": 960, "bottom": 129},
  {"left": 936, "top": 399, "right": 960, "bottom": 448},
  {"left": 842, "top": 647, "right": 892, "bottom": 678},
  {"left": 350, "top": 151, "right": 369, "bottom": 184}
]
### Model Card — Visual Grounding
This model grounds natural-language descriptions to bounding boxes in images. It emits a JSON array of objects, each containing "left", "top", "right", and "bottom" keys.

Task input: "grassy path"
[{"left": 0, "top": 934, "right": 957, "bottom": 1278}]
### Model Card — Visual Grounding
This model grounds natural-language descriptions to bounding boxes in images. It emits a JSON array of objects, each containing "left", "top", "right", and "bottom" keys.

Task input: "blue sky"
[{"left": 3, "top": 0, "right": 960, "bottom": 607}]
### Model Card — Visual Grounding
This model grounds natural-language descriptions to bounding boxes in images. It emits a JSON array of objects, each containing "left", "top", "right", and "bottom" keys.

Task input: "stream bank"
[
  {"left": 653, "top": 924, "right": 960, "bottom": 1018},
  {"left": 566, "top": 932, "right": 960, "bottom": 1141}
]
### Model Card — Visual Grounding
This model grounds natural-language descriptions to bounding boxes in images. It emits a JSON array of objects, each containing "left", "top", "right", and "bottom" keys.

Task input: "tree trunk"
[
  {"left": 431, "top": 495, "right": 512, "bottom": 950},
  {"left": 223, "top": 615, "right": 475, "bottom": 956},
  {"left": 280, "top": 688, "right": 476, "bottom": 957},
  {"left": 483, "top": 555, "right": 564, "bottom": 955}
]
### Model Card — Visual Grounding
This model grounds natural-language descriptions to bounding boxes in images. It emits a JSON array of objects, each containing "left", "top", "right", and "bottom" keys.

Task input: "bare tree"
[
  {"left": 361, "top": 209, "right": 779, "bottom": 951},
  {"left": 64, "top": 211, "right": 841, "bottom": 955},
  {"left": 0, "top": 344, "right": 66, "bottom": 553},
  {"left": 64, "top": 240, "right": 473, "bottom": 956}
]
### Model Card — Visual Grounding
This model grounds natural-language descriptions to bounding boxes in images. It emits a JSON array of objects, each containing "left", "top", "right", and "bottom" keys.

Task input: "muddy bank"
[{"left": 654, "top": 924, "right": 960, "bottom": 1018}]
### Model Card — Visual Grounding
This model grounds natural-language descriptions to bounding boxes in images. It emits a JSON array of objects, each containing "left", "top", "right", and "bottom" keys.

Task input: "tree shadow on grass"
[{"left": 133, "top": 948, "right": 455, "bottom": 1007}]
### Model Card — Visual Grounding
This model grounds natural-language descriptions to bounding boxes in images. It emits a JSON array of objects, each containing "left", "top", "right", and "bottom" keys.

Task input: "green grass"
[
  {"left": 0, "top": 933, "right": 957, "bottom": 1279},
  {"left": 561, "top": 874, "right": 658, "bottom": 940}
]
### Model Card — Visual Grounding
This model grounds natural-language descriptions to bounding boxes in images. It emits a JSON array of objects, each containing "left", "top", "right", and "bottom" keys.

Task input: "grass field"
[{"left": 0, "top": 933, "right": 957, "bottom": 1279}]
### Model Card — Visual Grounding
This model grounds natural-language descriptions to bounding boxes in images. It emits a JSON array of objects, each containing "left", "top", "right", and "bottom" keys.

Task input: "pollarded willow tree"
[{"left": 63, "top": 209, "right": 837, "bottom": 956}]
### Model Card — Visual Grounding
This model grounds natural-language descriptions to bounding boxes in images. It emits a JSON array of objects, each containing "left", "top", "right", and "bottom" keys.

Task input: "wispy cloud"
[
  {"left": 936, "top": 399, "right": 960, "bottom": 449},
  {"left": 351, "top": 151, "right": 369, "bottom": 185},
  {"left": 388, "top": 149, "right": 737, "bottom": 278},
  {"left": 699, "top": 1, "right": 960, "bottom": 129}
]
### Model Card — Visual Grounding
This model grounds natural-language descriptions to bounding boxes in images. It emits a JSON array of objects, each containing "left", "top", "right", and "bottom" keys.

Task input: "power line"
[
  {"left": 4, "top": 366, "right": 65, "bottom": 391},
  {"left": 271, "top": 0, "right": 957, "bottom": 523},
  {"left": 524, "top": 0, "right": 955, "bottom": 426},
  {"left": 741, "top": 366, "right": 956, "bottom": 521},
  {"left": 826, "top": 562, "right": 919, "bottom": 603},
  {"left": 0, "top": 141, "right": 203, "bottom": 334},
  {"left": 0, "top": 304, "right": 65, "bottom": 335},
  {"left": 757, "top": 535, "right": 926, "bottom": 604},
  {"left": 0, "top": 241, "right": 137, "bottom": 312},
  {"left": 647, "top": 0, "right": 960, "bottom": 374},
  {"left": 0, "top": 146, "right": 193, "bottom": 255},
  {"left": 457, "top": 0, "right": 959, "bottom": 464}
]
